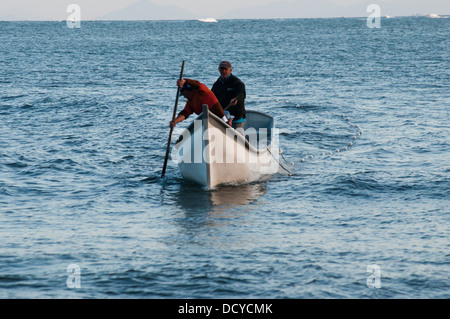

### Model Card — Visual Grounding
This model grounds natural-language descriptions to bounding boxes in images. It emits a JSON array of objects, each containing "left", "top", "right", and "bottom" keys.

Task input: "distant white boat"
[
  {"left": 426, "top": 14, "right": 440, "bottom": 18},
  {"left": 197, "top": 18, "right": 218, "bottom": 23}
]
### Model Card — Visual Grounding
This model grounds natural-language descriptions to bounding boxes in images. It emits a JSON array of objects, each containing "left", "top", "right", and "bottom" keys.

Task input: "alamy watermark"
[
  {"left": 367, "top": 4, "right": 381, "bottom": 28},
  {"left": 67, "top": 264, "right": 81, "bottom": 289},
  {"left": 66, "top": 4, "right": 81, "bottom": 29},
  {"left": 366, "top": 264, "right": 381, "bottom": 288}
]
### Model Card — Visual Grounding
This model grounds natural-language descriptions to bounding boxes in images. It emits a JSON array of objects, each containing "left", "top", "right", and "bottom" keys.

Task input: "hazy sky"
[
  {"left": 1, "top": 0, "right": 449, "bottom": 20},
  {"left": 2, "top": 0, "right": 276, "bottom": 19}
]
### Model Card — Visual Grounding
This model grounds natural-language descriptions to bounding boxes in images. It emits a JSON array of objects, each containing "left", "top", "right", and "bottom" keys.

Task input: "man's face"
[{"left": 219, "top": 67, "right": 232, "bottom": 80}]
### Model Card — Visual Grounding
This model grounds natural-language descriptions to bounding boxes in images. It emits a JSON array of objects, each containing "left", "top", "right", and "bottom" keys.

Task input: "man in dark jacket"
[{"left": 211, "top": 61, "right": 246, "bottom": 135}]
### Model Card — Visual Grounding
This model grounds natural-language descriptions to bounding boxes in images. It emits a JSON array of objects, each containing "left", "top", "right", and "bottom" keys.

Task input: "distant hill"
[
  {"left": 0, "top": 0, "right": 448, "bottom": 21},
  {"left": 0, "top": 6, "right": 43, "bottom": 21},
  {"left": 220, "top": 0, "right": 344, "bottom": 19},
  {"left": 220, "top": 0, "right": 450, "bottom": 19},
  {"left": 100, "top": 0, "right": 197, "bottom": 20}
]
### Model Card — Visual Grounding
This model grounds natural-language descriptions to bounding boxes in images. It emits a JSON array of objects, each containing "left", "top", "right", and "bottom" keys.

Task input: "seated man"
[{"left": 211, "top": 61, "right": 246, "bottom": 135}]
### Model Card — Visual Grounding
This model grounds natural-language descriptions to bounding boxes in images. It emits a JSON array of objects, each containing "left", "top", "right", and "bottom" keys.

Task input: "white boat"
[
  {"left": 172, "top": 105, "right": 281, "bottom": 188},
  {"left": 197, "top": 18, "right": 218, "bottom": 23}
]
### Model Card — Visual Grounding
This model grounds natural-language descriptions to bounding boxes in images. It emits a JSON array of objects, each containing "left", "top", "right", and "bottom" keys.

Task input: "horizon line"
[{"left": 1, "top": 14, "right": 449, "bottom": 22}]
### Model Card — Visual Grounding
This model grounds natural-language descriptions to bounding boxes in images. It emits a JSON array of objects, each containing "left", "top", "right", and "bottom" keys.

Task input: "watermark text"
[
  {"left": 367, "top": 4, "right": 381, "bottom": 28},
  {"left": 66, "top": 4, "right": 81, "bottom": 29},
  {"left": 67, "top": 264, "right": 81, "bottom": 289},
  {"left": 367, "top": 264, "right": 381, "bottom": 288}
]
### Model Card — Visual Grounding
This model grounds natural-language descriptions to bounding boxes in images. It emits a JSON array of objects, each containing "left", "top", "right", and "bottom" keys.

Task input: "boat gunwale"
[{"left": 177, "top": 109, "right": 274, "bottom": 155}]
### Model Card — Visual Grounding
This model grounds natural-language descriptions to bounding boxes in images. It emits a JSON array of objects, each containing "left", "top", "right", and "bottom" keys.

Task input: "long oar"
[{"left": 161, "top": 60, "right": 185, "bottom": 178}]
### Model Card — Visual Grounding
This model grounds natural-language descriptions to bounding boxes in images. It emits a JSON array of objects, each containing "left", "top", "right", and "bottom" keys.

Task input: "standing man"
[
  {"left": 170, "top": 78, "right": 227, "bottom": 128},
  {"left": 211, "top": 61, "right": 246, "bottom": 135}
]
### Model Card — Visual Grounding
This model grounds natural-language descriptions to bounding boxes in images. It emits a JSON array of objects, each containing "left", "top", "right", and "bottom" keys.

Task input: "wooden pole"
[{"left": 161, "top": 60, "right": 185, "bottom": 178}]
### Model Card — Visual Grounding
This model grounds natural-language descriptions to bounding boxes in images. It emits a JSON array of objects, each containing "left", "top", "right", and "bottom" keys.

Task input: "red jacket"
[{"left": 179, "top": 79, "right": 225, "bottom": 119}]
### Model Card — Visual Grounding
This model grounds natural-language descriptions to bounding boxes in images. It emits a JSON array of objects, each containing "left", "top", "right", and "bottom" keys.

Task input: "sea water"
[{"left": 0, "top": 17, "right": 449, "bottom": 298}]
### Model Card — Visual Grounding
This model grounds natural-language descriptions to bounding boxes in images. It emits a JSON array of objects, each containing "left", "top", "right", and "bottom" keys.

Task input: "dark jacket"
[{"left": 211, "top": 74, "right": 246, "bottom": 121}]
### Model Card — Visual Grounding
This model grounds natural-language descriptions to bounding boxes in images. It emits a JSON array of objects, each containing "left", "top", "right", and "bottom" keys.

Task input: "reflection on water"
[
  {"left": 210, "top": 183, "right": 266, "bottom": 207},
  {"left": 176, "top": 182, "right": 266, "bottom": 213},
  {"left": 171, "top": 181, "right": 267, "bottom": 232}
]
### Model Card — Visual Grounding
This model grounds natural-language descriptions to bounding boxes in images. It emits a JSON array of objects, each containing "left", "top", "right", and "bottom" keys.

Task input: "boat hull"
[{"left": 172, "top": 105, "right": 279, "bottom": 188}]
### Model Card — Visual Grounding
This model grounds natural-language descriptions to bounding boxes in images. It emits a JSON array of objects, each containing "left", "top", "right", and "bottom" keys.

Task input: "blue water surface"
[{"left": 0, "top": 17, "right": 449, "bottom": 298}]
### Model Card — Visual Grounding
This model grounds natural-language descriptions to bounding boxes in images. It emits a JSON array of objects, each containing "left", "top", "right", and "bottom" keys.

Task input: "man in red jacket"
[{"left": 170, "top": 78, "right": 227, "bottom": 128}]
